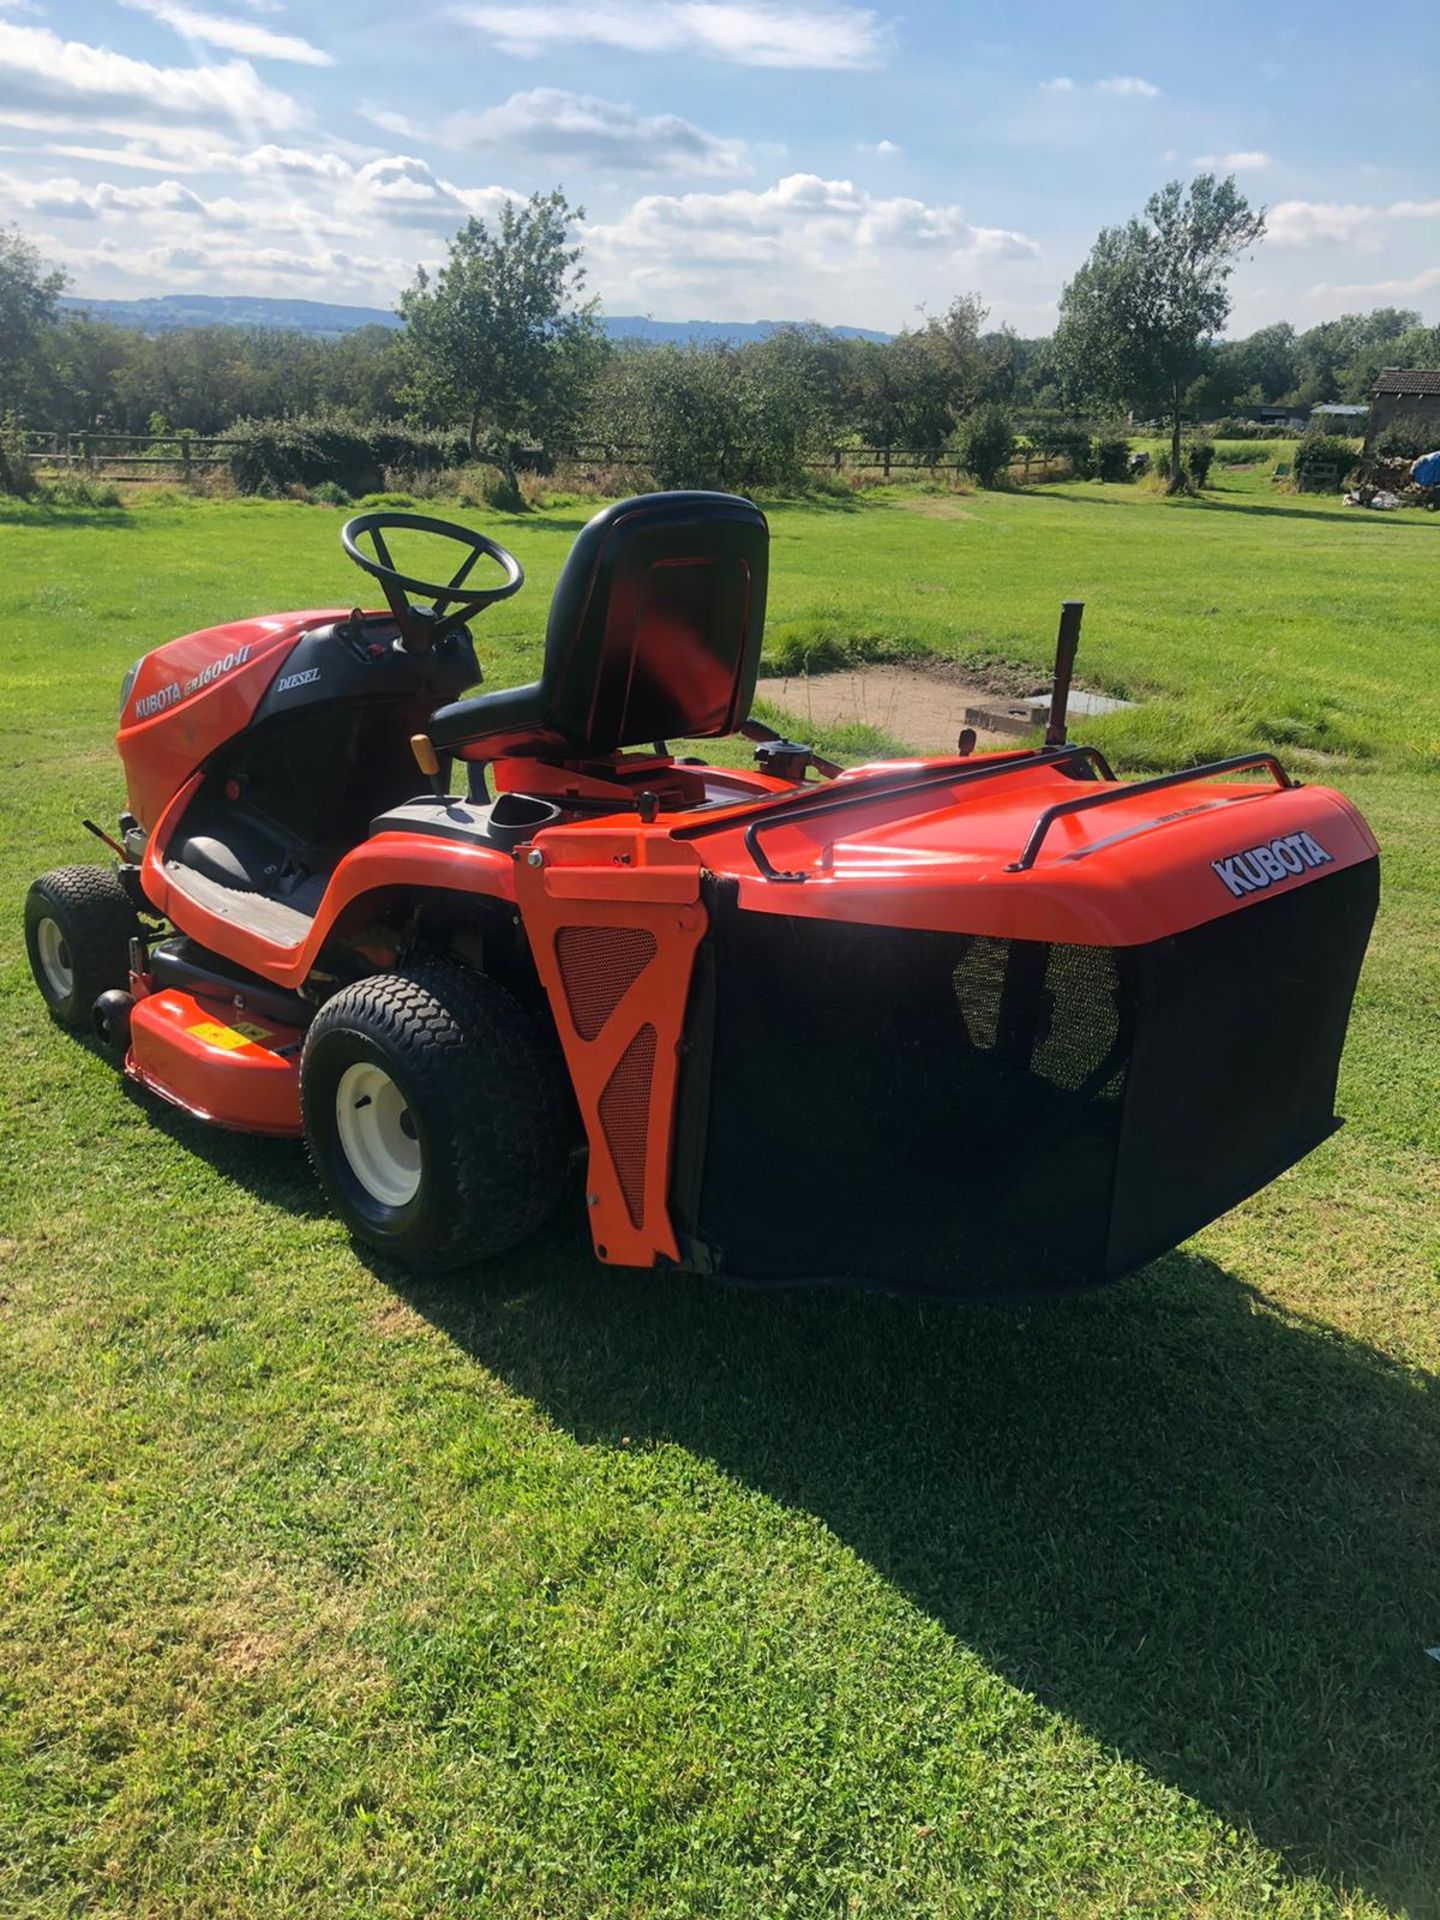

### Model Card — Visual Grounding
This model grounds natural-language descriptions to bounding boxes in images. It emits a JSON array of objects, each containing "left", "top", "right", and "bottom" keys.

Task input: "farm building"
[
  {"left": 1366, "top": 368, "right": 1440, "bottom": 449},
  {"left": 1310, "top": 403, "right": 1368, "bottom": 429}
]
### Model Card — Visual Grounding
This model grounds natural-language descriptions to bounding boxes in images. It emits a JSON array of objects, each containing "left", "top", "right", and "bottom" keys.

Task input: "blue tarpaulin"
[{"left": 1410, "top": 451, "right": 1440, "bottom": 488}]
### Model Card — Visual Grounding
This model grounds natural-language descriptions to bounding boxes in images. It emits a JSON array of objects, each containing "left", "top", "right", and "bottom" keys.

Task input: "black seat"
[{"left": 427, "top": 491, "right": 768, "bottom": 759}]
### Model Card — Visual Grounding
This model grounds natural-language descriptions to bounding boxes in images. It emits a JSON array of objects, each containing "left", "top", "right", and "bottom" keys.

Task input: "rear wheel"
[
  {"left": 301, "top": 963, "right": 569, "bottom": 1271},
  {"left": 24, "top": 866, "right": 142, "bottom": 1029}
]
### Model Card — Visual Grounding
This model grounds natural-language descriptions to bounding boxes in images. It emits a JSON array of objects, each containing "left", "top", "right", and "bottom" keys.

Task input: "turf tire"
[
  {"left": 24, "top": 865, "right": 142, "bottom": 1029},
  {"left": 301, "top": 962, "right": 570, "bottom": 1272}
]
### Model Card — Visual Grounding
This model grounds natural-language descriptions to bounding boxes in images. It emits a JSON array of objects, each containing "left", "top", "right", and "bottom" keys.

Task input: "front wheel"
[
  {"left": 300, "top": 963, "right": 570, "bottom": 1272},
  {"left": 25, "top": 866, "right": 142, "bottom": 1029}
]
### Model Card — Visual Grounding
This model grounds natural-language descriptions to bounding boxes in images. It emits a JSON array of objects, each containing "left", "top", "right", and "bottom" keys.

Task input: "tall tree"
[
  {"left": 0, "top": 224, "right": 68, "bottom": 416},
  {"left": 400, "top": 189, "right": 603, "bottom": 491},
  {"left": 1054, "top": 176, "right": 1265, "bottom": 491}
]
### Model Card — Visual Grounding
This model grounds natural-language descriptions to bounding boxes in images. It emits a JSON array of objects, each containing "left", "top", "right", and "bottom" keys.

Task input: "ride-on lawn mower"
[{"left": 25, "top": 494, "right": 1379, "bottom": 1294}]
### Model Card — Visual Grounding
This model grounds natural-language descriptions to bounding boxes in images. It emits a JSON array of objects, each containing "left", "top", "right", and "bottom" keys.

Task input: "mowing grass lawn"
[{"left": 1, "top": 469, "right": 1436, "bottom": 1919}]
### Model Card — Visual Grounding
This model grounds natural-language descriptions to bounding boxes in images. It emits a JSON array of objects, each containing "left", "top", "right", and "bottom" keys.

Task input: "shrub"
[
  {"left": 1213, "top": 416, "right": 1302, "bottom": 440},
  {"left": 1187, "top": 439, "right": 1216, "bottom": 488},
  {"left": 1094, "top": 432, "right": 1132, "bottom": 482},
  {"left": 0, "top": 417, "right": 36, "bottom": 497},
  {"left": 310, "top": 480, "right": 352, "bottom": 507},
  {"left": 1292, "top": 432, "right": 1358, "bottom": 491},
  {"left": 952, "top": 404, "right": 1014, "bottom": 488},
  {"left": 1027, "top": 420, "right": 1094, "bottom": 478},
  {"left": 226, "top": 414, "right": 469, "bottom": 496},
  {"left": 43, "top": 475, "right": 122, "bottom": 508},
  {"left": 479, "top": 467, "right": 525, "bottom": 513},
  {"left": 1374, "top": 414, "right": 1439, "bottom": 461},
  {"left": 589, "top": 342, "right": 823, "bottom": 493}
]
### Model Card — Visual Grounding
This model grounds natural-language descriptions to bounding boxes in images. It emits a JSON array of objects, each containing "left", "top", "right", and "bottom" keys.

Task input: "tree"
[
  {"left": 0, "top": 224, "right": 68, "bottom": 416},
  {"left": 1053, "top": 176, "right": 1264, "bottom": 492},
  {"left": 400, "top": 190, "right": 603, "bottom": 491},
  {"left": 590, "top": 338, "right": 823, "bottom": 492},
  {"left": 839, "top": 295, "right": 1002, "bottom": 453}
]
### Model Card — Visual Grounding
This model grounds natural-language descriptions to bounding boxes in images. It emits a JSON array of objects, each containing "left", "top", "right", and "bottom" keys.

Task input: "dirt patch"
[
  {"left": 895, "top": 496, "right": 976, "bottom": 521},
  {"left": 215, "top": 1628, "right": 284, "bottom": 1677},
  {"left": 372, "top": 1297, "right": 421, "bottom": 1339},
  {"left": 758, "top": 663, "right": 1031, "bottom": 753}
]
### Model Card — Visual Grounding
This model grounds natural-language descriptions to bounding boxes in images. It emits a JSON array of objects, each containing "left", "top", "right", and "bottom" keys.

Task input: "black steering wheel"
[{"left": 341, "top": 511, "right": 524, "bottom": 650}]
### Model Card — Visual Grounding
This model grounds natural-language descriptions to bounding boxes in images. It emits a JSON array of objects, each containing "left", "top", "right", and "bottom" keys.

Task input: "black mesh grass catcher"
[{"left": 670, "top": 859, "right": 1378, "bottom": 1297}]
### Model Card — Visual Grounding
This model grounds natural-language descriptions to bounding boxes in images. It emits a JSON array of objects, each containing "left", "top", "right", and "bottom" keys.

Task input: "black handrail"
[
  {"left": 1004, "top": 753, "right": 1295, "bottom": 873},
  {"left": 723, "top": 743, "right": 1115, "bottom": 883}
]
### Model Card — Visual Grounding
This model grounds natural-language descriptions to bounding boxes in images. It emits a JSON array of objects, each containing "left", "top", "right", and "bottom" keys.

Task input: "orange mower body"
[{"left": 26, "top": 494, "right": 1378, "bottom": 1296}]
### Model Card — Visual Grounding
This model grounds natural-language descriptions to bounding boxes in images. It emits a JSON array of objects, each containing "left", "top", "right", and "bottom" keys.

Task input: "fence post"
[
  {"left": 882, "top": 446, "right": 890, "bottom": 478},
  {"left": 181, "top": 434, "right": 192, "bottom": 483}
]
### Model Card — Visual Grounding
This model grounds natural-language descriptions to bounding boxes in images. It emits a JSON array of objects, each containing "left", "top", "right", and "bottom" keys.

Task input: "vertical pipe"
[{"left": 1045, "top": 600, "right": 1084, "bottom": 747}]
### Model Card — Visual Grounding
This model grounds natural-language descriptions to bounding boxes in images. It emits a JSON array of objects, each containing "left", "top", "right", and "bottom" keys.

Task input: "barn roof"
[{"left": 1370, "top": 367, "right": 1440, "bottom": 397}]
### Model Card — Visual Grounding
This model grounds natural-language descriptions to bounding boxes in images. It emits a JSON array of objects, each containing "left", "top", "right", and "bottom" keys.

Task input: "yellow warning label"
[{"left": 187, "top": 1019, "right": 253, "bottom": 1051}]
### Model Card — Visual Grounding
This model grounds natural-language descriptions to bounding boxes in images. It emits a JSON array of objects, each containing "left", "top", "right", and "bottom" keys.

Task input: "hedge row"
[{"left": 226, "top": 415, "right": 470, "bottom": 495}]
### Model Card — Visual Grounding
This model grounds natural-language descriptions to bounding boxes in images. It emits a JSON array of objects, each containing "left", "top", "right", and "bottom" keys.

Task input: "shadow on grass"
[
  {"left": 0, "top": 503, "right": 138, "bottom": 530},
  {"left": 387, "top": 1234, "right": 1440, "bottom": 1914},
  {"left": 113, "top": 1065, "right": 329, "bottom": 1220},
  {"left": 1028, "top": 487, "right": 1436, "bottom": 531},
  {"left": 1188, "top": 496, "right": 1438, "bottom": 530}
]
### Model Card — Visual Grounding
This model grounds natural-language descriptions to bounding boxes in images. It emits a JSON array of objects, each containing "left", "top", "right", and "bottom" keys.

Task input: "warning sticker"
[{"left": 188, "top": 1019, "right": 259, "bottom": 1051}]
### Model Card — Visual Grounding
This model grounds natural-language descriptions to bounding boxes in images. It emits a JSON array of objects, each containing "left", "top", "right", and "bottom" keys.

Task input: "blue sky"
[{"left": 0, "top": 1, "right": 1435, "bottom": 333}]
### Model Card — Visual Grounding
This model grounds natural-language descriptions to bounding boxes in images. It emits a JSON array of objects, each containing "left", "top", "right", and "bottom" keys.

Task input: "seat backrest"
[{"left": 428, "top": 491, "right": 768, "bottom": 759}]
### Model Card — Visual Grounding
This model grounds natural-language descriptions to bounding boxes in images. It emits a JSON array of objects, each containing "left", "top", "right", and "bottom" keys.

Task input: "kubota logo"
[{"left": 1212, "top": 832, "right": 1333, "bottom": 898}]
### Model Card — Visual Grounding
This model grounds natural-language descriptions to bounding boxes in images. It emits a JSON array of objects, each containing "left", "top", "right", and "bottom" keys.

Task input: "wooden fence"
[
  {"left": 557, "top": 442, "right": 1068, "bottom": 482},
  {"left": 23, "top": 430, "right": 238, "bottom": 482},
  {"left": 23, "top": 430, "right": 1068, "bottom": 487}
]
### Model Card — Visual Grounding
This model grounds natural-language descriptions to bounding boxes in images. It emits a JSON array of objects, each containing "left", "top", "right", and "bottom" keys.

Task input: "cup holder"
[{"left": 487, "top": 790, "right": 562, "bottom": 851}]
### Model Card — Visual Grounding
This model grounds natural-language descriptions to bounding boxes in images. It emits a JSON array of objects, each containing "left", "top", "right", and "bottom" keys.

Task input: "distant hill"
[
  {"left": 59, "top": 294, "right": 403, "bottom": 337},
  {"left": 59, "top": 293, "right": 889, "bottom": 345},
  {"left": 602, "top": 316, "right": 890, "bottom": 345}
]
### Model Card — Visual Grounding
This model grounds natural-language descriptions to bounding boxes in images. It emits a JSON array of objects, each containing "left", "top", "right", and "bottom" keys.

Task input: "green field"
[{"left": 2, "top": 468, "right": 1437, "bottom": 1918}]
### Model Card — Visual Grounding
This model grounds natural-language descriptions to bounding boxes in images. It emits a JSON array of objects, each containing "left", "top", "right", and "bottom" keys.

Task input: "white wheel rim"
[
  {"left": 36, "top": 917, "right": 74, "bottom": 999},
  {"left": 335, "top": 1061, "right": 422, "bottom": 1208}
]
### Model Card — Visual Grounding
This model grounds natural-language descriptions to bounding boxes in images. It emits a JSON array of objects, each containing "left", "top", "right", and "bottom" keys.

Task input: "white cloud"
[
  {"left": 1389, "top": 198, "right": 1440, "bottom": 220},
  {"left": 1096, "top": 75, "right": 1160, "bottom": 97},
  {"left": 1193, "top": 149, "right": 1270, "bottom": 172},
  {"left": 357, "top": 102, "right": 426, "bottom": 142},
  {"left": 42, "top": 228, "right": 411, "bottom": 296},
  {"left": 453, "top": 1, "right": 888, "bottom": 69},
  {"left": 237, "top": 143, "right": 352, "bottom": 180},
  {"left": 1267, "top": 199, "right": 1381, "bottom": 248},
  {"left": 588, "top": 172, "right": 1038, "bottom": 302},
  {"left": 0, "top": 167, "right": 210, "bottom": 219},
  {"left": 345, "top": 153, "right": 516, "bottom": 230},
  {"left": 857, "top": 137, "right": 900, "bottom": 156},
  {"left": 40, "top": 134, "right": 240, "bottom": 172},
  {"left": 119, "top": 0, "right": 332, "bottom": 66},
  {"left": 447, "top": 88, "right": 749, "bottom": 176},
  {"left": 1307, "top": 266, "right": 1440, "bottom": 300},
  {"left": 1039, "top": 73, "right": 1159, "bottom": 98},
  {"left": 0, "top": 20, "right": 300, "bottom": 130}
]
